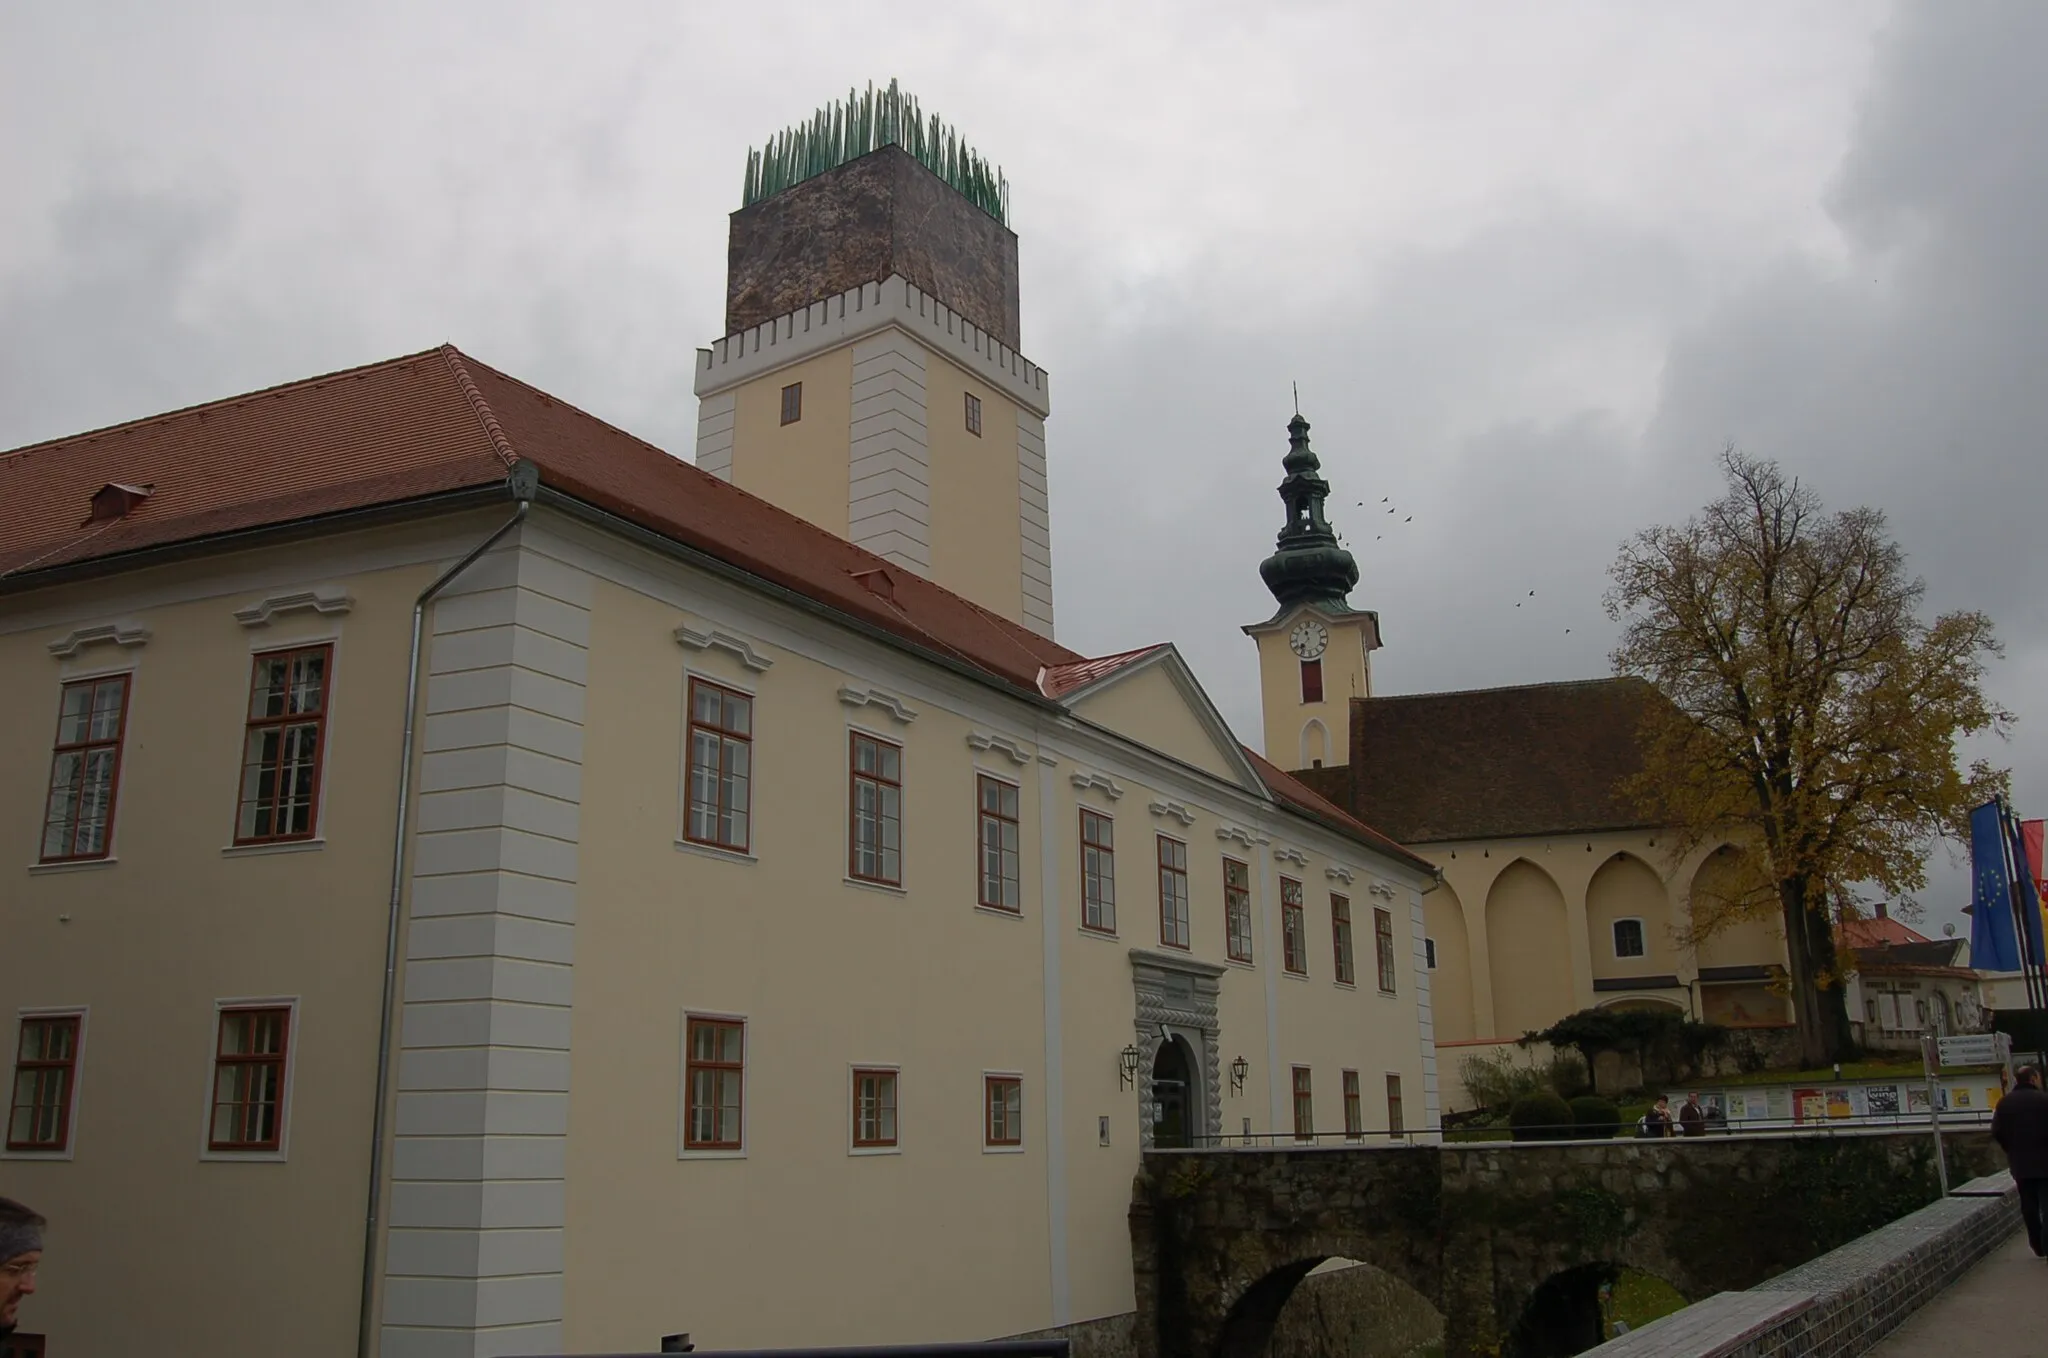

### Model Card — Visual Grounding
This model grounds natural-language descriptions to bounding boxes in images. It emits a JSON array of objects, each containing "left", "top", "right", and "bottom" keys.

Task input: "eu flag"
[{"left": 1970, "top": 800, "right": 2021, "bottom": 973}]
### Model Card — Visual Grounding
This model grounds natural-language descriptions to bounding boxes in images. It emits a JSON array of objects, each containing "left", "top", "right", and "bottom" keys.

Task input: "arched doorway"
[{"left": 1153, "top": 1035, "right": 1198, "bottom": 1148}]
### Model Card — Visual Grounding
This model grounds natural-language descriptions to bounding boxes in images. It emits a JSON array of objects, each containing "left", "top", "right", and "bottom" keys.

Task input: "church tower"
[
  {"left": 1242, "top": 414, "right": 1382, "bottom": 768},
  {"left": 691, "top": 81, "right": 1055, "bottom": 638}
]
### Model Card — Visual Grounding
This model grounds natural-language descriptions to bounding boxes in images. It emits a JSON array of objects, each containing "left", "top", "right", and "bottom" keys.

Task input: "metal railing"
[
  {"left": 1165, "top": 1110, "right": 1996, "bottom": 1149},
  {"left": 517, "top": 1342, "right": 1072, "bottom": 1358}
]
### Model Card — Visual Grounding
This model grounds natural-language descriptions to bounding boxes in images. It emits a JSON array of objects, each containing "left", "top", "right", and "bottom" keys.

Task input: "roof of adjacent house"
[
  {"left": 1326, "top": 677, "right": 1667, "bottom": 844},
  {"left": 1839, "top": 917, "right": 1931, "bottom": 950},
  {"left": 0, "top": 344, "right": 1428, "bottom": 871}
]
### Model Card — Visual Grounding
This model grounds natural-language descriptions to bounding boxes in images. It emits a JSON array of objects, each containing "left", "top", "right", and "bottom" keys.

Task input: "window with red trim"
[
  {"left": 977, "top": 776, "right": 1021, "bottom": 911},
  {"left": 1332, "top": 894, "right": 1356, "bottom": 985},
  {"left": 1342, "top": 1070, "right": 1362, "bottom": 1140},
  {"left": 40, "top": 675, "right": 129, "bottom": 862},
  {"left": 7, "top": 1015, "right": 82, "bottom": 1151},
  {"left": 852, "top": 1068, "right": 898, "bottom": 1148},
  {"left": 209, "top": 1007, "right": 290, "bottom": 1151},
  {"left": 1291, "top": 1066, "right": 1313, "bottom": 1142},
  {"left": 1386, "top": 1073, "right": 1406, "bottom": 1138},
  {"left": 1157, "top": 836, "right": 1190, "bottom": 949},
  {"left": 1081, "top": 810, "right": 1116, "bottom": 933},
  {"left": 1281, "top": 877, "right": 1307, "bottom": 975},
  {"left": 685, "top": 679, "right": 752, "bottom": 851},
  {"left": 1300, "top": 659, "right": 1323, "bottom": 703},
  {"left": 685, "top": 1018, "right": 744, "bottom": 1149},
  {"left": 1224, "top": 858, "right": 1254, "bottom": 963},
  {"left": 986, "top": 1075, "right": 1022, "bottom": 1146},
  {"left": 1374, "top": 907, "right": 1398, "bottom": 994},
  {"left": 849, "top": 733, "right": 903, "bottom": 885},
  {"left": 235, "top": 646, "right": 332, "bottom": 843}
]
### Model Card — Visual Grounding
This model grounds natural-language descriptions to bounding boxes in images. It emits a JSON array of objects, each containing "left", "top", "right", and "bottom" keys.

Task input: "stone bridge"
[{"left": 1128, "top": 1128, "right": 2000, "bottom": 1358}]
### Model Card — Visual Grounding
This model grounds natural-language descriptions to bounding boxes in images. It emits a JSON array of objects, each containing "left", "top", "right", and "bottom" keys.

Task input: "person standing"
[
  {"left": 1992, "top": 1065, "right": 2048, "bottom": 1256},
  {"left": 1642, "top": 1095, "right": 1674, "bottom": 1138},
  {"left": 0, "top": 1197, "right": 43, "bottom": 1346},
  {"left": 1679, "top": 1091, "right": 1707, "bottom": 1137}
]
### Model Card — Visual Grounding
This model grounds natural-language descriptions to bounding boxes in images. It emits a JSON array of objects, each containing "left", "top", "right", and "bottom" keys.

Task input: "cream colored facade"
[
  {"left": 1246, "top": 602, "right": 1379, "bottom": 772},
  {"left": 0, "top": 502, "right": 1435, "bottom": 1357},
  {"left": 693, "top": 276, "right": 1055, "bottom": 638}
]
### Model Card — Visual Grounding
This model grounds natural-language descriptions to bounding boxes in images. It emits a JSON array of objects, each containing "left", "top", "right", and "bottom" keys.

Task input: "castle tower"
[
  {"left": 692, "top": 82, "right": 1055, "bottom": 638},
  {"left": 1242, "top": 414, "right": 1382, "bottom": 768}
]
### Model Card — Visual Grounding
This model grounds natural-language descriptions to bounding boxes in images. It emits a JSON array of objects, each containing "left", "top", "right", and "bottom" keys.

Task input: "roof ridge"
[
  {"left": 0, "top": 346, "right": 449, "bottom": 463},
  {"left": 437, "top": 345, "right": 521, "bottom": 470},
  {"left": 1364, "top": 676, "right": 1644, "bottom": 703},
  {"left": 446, "top": 347, "right": 1082, "bottom": 667},
  {"left": 1047, "top": 642, "right": 1167, "bottom": 671}
]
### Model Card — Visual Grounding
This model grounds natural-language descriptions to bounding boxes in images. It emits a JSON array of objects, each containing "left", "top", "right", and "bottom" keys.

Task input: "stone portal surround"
[
  {"left": 1130, "top": 950, "right": 1226, "bottom": 1149},
  {"left": 384, "top": 538, "right": 590, "bottom": 1358}
]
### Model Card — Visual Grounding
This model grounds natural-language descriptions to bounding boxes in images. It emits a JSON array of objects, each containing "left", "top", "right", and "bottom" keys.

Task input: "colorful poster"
[
  {"left": 1952, "top": 1086, "right": 1972, "bottom": 1109},
  {"left": 1847, "top": 1087, "right": 1870, "bottom": 1117},
  {"left": 1726, "top": 1091, "right": 1753, "bottom": 1122},
  {"left": 1907, "top": 1086, "right": 1932, "bottom": 1114},
  {"left": 1987, "top": 1087, "right": 2003, "bottom": 1109},
  {"left": 1794, "top": 1088, "right": 1826, "bottom": 1122},
  {"left": 1867, "top": 1085, "right": 1902, "bottom": 1117},
  {"left": 1825, "top": 1088, "right": 1854, "bottom": 1118},
  {"left": 1766, "top": 1087, "right": 1794, "bottom": 1120}
]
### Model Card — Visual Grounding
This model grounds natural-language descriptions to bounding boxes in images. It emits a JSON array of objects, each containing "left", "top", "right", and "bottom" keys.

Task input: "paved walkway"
[{"left": 1867, "top": 1231, "right": 2041, "bottom": 1357}]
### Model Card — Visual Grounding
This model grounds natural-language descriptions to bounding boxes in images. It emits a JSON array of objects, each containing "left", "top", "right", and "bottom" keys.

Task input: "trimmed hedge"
[
  {"left": 1570, "top": 1095, "right": 1623, "bottom": 1139},
  {"left": 1508, "top": 1091, "right": 1577, "bottom": 1142}
]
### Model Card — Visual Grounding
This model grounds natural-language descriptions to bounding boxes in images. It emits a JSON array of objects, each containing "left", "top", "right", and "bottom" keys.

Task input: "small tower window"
[
  {"left": 780, "top": 382, "right": 803, "bottom": 426},
  {"left": 964, "top": 391, "right": 983, "bottom": 437},
  {"left": 1300, "top": 659, "right": 1323, "bottom": 704}
]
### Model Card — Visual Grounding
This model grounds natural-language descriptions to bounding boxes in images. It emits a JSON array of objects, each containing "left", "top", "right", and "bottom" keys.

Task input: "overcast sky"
[{"left": 3, "top": 2, "right": 2041, "bottom": 932}]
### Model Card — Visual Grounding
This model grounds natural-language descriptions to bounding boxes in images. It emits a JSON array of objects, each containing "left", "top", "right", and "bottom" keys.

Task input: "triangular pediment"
[{"left": 1054, "top": 645, "right": 1264, "bottom": 792}]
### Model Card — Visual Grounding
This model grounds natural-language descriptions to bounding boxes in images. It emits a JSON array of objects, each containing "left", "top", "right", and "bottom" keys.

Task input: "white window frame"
[
  {"left": 219, "top": 628, "right": 345, "bottom": 858},
  {"left": 845, "top": 723, "right": 907, "bottom": 894},
  {"left": 679, "top": 1010, "right": 749, "bottom": 1159},
  {"left": 197, "top": 995, "right": 300, "bottom": 1163},
  {"left": 849, "top": 1063, "right": 902, "bottom": 1156},
  {"left": 3, "top": 1006, "right": 90, "bottom": 1161},
  {"left": 983, "top": 1069, "right": 1025, "bottom": 1153},
  {"left": 676, "top": 667, "right": 760, "bottom": 864}
]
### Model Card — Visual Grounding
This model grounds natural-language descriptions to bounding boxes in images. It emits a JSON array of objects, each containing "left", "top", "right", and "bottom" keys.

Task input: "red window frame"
[
  {"left": 1080, "top": 810, "right": 1116, "bottom": 933},
  {"left": 848, "top": 732, "right": 903, "bottom": 886},
  {"left": 1375, "top": 907, "right": 1398, "bottom": 994},
  {"left": 1300, "top": 659, "right": 1323, "bottom": 704},
  {"left": 685, "top": 1017, "right": 744, "bottom": 1150},
  {"left": 39, "top": 674, "right": 131, "bottom": 863},
  {"left": 1332, "top": 894, "right": 1355, "bottom": 985},
  {"left": 1224, "top": 858, "right": 1254, "bottom": 963},
  {"left": 7, "top": 1015, "right": 83, "bottom": 1152},
  {"left": 780, "top": 381, "right": 802, "bottom": 425},
  {"left": 1342, "top": 1069, "right": 1362, "bottom": 1140},
  {"left": 852, "top": 1068, "right": 899, "bottom": 1148},
  {"left": 965, "top": 391, "right": 983, "bottom": 437},
  {"left": 977, "top": 775, "right": 1021, "bottom": 912},
  {"left": 685, "top": 679, "right": 753, "bottom": 852},
  {"left": 986, "top": 1075, "right": 1023, "bottom": 1147},
  {"left": 1281, "top": 877, "right": 1307, "bottom": 975},
  {"left": 208, "top": 1006, "right": 291, "bottom": 1152},
  {"left": 233, "top": 645, "right": 333, "bottom": 845},
  {"left": 1157, "top": 836, "right": 1190, "bottom": 949},
  {"left": 1291, "top": 1066, "right": 1313, "bottom": 1142},
  {"left": 1386, "top": 1073, "right": 1406, "bottom": 1139}
]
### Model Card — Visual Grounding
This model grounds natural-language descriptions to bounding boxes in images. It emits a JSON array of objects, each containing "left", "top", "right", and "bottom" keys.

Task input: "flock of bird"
[{"left": 1333, "top": 494, "right": 1575, "bottom": 636}]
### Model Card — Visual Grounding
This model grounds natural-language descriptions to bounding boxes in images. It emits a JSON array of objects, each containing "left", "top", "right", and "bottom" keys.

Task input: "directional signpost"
[
  {"left": 1921, "top": 1033, "right": 1950, "bottom": 1195},
  {"left": 1938, "top": 1032, "right": 2010, "bottom": 1068}
]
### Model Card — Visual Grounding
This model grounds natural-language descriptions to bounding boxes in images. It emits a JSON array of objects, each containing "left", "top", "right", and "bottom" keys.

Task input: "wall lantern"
[
  {"left": 1119, "top": 1044, "right": 1142, "bottom": 1090},
  {"left": 1230, "top": 1055, "right": 1249, "bottom": 1096}
]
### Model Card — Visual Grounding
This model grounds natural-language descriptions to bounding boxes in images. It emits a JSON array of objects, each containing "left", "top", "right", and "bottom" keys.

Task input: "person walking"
[
  {"left": 1642, "top": 1095, "right": 1674, "bottom": 1138},
  {"left": 1679, "top": 1091, "right": 1707, "bottom": 1137},
  {"left": 1992, "top": 1065, "right": 2048, "bottom": 1256},
  {"left": 0, "top": 1197, "right": 43, "bottom": 1346}
]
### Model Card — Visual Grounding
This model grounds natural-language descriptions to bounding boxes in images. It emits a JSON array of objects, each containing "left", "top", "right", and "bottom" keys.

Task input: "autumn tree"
[{"left": 1606, "top": 449, "right": 2007, "bottom": 1067}]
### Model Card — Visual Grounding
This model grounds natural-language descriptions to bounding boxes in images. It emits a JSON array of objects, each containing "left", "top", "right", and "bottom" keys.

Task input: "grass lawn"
[{"left": 1605, "top": 1268, "right": 1688, "bottom": 1336}]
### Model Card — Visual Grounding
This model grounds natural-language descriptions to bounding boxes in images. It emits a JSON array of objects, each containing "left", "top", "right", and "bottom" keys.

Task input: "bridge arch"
[{"left": 1214, "top": 1239, "right": 1442, "bottom": 1358}]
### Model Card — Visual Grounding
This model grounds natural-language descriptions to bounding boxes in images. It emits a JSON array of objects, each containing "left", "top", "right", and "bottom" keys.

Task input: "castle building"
[
  {"left": 1237, "top": 418, "right": 1796, "bottom": 1104},
  {"left": 0, "top": 88, "right": 1436, "bottom": 1358}
]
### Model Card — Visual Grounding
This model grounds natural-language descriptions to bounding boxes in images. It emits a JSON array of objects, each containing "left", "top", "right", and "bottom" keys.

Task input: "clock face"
[{"left": 1288, "top": 618, "right": 1329, "bottom": 660}]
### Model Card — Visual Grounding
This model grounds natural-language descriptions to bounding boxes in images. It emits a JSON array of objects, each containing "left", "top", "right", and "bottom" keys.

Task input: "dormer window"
[{"left": 88, "top": 482, "right": 152, "bottom": 523}]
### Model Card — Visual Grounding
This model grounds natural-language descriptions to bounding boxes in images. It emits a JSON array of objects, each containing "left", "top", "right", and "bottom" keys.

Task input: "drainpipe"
[{"left": 357, "top": 461, "right": 539, "bottom": 1358}]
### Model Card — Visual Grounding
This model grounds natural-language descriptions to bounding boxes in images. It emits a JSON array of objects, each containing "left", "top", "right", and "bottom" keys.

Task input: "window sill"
[
  {"left": 1157, "top": 941, "right": 1193, "bottom": 953},
  {"left": 1226, "top": 957, "right": 1257, "bottom": 971},
  {"left": 843, "top": 876, "right": 907, "bottom": 897},
  {"left": 1333, "top": 981, "right": 1357, "bottom": 991},
  {"left": 674, "top": 839, "right": 758, "bottom": 866},
  {"left": 849, "top": 1145, "right": 902, "bottom": 1157},
  {"left": 221, "top": 838, "right": 325, "bottom": 859},
  {"left": 0, "top": 1147, "right": 75, "bottom": 1162},
  {"left": 975, "top": 903, "right": 1027, "bottom": 922},
  {"left": 1377, "top": 988, "right": 1400, "bottom": 999},
  {"left": 678, "top": 1147, "right": 747, "bottom": 1161},
  {"left": 982, "top": 1143, "right": 1026, "bottom": 1155},
  {"left": 1077, "top": 926, "right": 1121, "bottom": 943},
  {"left": 27, "top": 856, "right": 117, "bottom": 876},
  {"left": 200, "top": 1148, "right": 289, "bottom": 1163},
  {"left": 1282, "top": 970, "right": 1311, "bottom": 983}
]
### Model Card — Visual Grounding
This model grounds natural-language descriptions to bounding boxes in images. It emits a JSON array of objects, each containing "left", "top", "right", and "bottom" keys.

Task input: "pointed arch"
[
  {"left": 1424, "top": 878, "right": 1475, "bottom": 1042},
  {"left": 1689, "top": 846, "right": 1792, "bottom": 1027},
  {"left": 1299, "top": 718, "right": 1332, "bottom": 769},
  {"left": 1485, "top": 859, "right": 1573, "bottom": 1039},
  {"left": 1586, "top": 852, "right": 1674, "bottom": 981}
]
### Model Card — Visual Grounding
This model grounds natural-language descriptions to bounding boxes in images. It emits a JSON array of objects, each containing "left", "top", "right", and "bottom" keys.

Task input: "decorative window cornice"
[
  {"left": 1070, "top": 770, "right": 1124, "bottom": 800},
  {"left": 233, "top": 587, "right": 354, "bottom": 629},
  {"left": 1148, "top": 799, "right": 1196, "bottom": 827},
  {"left": 966, "top": 731, "right": 1031, "bottom": 766},
  {"left": 47, "top": 623, "right": 151, "bottom": 658},
  {"left": 1325, "top": 865, "right": 1356, "bottom": 886},
  {"left": 1368, "top": 880, "right": 1398, "bottom": 901},
  {"left": 838, "top": 685, "right": 917, "bottom": 723},
  {"left": 675, "top": 621, "right": 774, "bottom": 671},
  {"left": 1272, "top": 846, "right": 1309, "bottom": 867},
  {"left": 1215, "top": 822, "right": 1269, "bottom": 850}
]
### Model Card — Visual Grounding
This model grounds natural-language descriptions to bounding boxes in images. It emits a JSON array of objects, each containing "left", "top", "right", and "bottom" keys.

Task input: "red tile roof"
[
  {"left": 1839, "top": 916, "right": 1932, "bottom": 950},
  {"left": 0, "top": 344, "right": 1424, "bottom": 868}
]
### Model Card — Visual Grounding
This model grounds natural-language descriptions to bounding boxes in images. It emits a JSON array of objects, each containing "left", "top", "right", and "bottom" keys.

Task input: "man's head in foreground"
[{"left": 0, "top": 1197, "right": 43, "bottom": 1337}]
